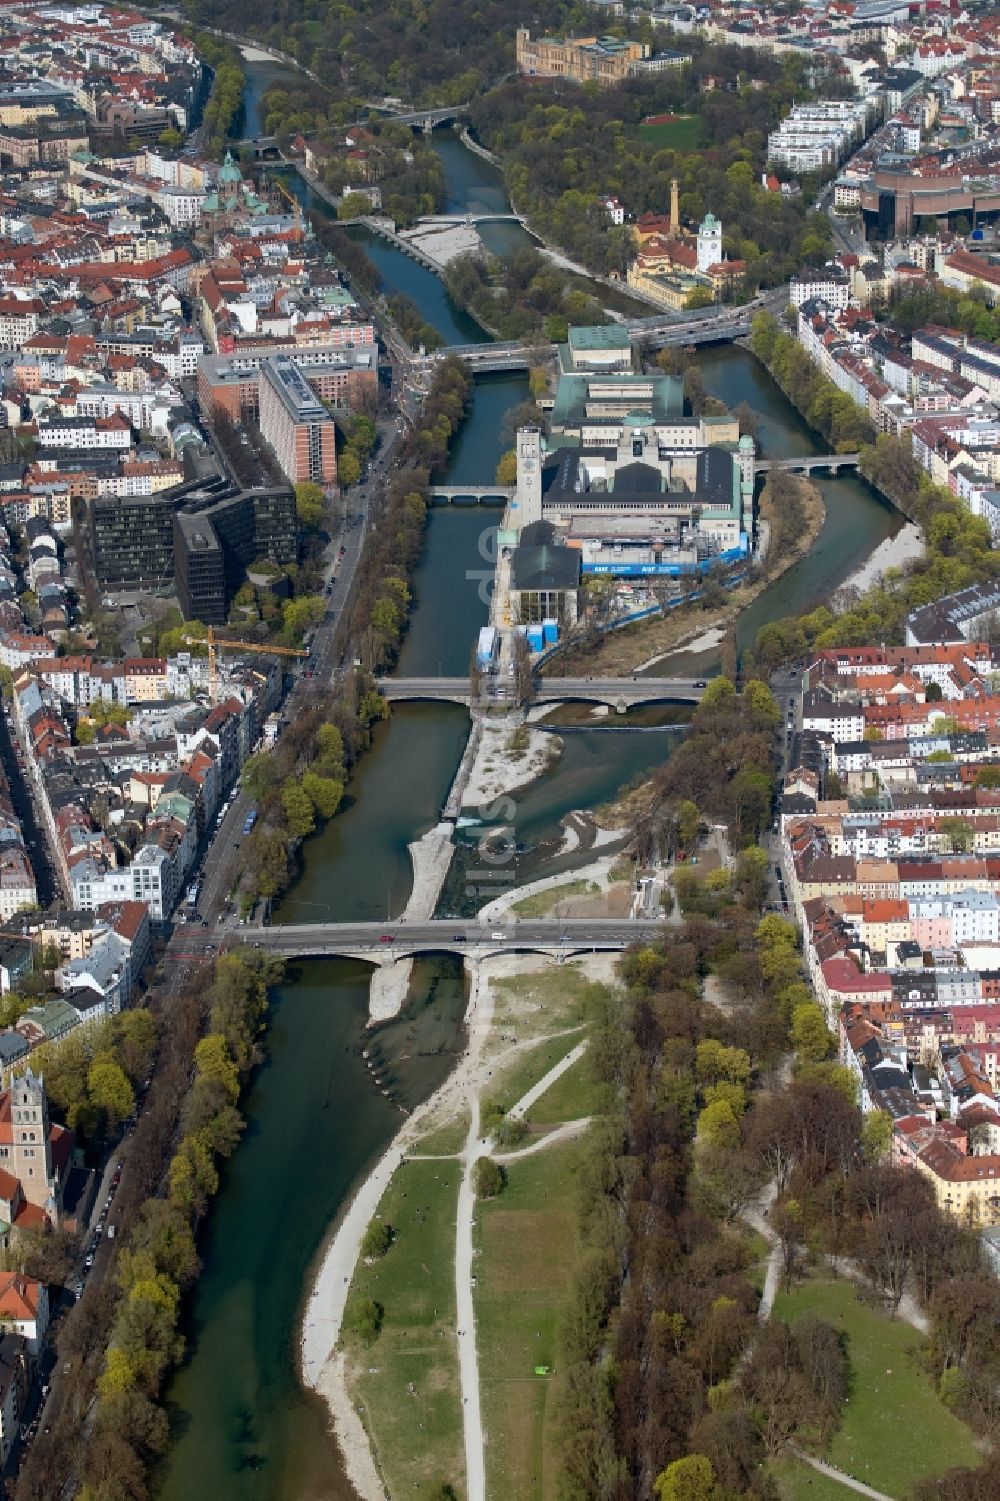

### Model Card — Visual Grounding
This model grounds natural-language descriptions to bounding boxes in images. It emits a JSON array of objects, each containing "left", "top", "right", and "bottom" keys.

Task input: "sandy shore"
[
  {"left": 460, "top": 719, "right": 562, "bottom": 813},
  {"left": 400, "top": 223, "right": 483, "bottom": 266},
  {"left": 238, "top": 43, "right": 284, "bottom": 60},
  {"left": 833, "top": 521, "right": 924, "bottom": 599}
]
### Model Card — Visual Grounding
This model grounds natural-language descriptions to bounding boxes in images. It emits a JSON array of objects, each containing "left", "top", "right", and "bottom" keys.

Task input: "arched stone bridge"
[
  {"left": 219, "top": 918, "right": 664, "bottom": 965},
  {"left": 375, "top": 676, "right": 707, "bottom": 709}
]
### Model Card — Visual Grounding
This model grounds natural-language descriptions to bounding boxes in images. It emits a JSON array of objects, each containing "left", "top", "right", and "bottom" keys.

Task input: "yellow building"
[
  {"left": 916, "top": 1139, "right": 1000, "bottom": 1226},
  {"left": 516, "top": 28, "right": 648, "bottom": 85}
]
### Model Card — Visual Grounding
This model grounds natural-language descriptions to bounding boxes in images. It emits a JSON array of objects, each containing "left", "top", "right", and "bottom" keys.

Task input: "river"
[{"left": 154, "top": 56, "right": 904, "bottom": 1501}]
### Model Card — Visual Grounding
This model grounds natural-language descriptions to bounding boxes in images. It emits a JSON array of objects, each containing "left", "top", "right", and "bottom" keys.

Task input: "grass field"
[
  {"left": 512, "top": 880, "right": 594, "bottom": 918},
  {"left": 525, "top": 1050, "right": 608, "bottom": 1125},
  {"left": 637, "top": 115, "right": 702, "bottom": 149},
  {"left": 489, "top": 963, "right": 597, "bottom": 1038},
  {"left": 770, "top": 1456, "right": 860, "bottom": 1501},
  {"left": 772, "top": 1280, "right": 978, "bottom": 1497},
  {"left": 484, "top": 1030, "right": 585, "bottom": 1117},
  {"left": 412, "top": 1112, "right": 469, "bottom": 1156},
  {"left": 475, "top": 1137, "right": 585, "bottom": 1501},
  {"left": 343, "top": 1159, "right": 465, "bottom": 1499}
]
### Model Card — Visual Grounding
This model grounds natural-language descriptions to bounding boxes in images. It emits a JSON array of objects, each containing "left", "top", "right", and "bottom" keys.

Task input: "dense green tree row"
[
  {"left": 74, "top": 950, "right": 282, "bottom": 1501},
  {"left": 233, "top": 359, "right": 473, "bottom": 907},
  {"left": 192, "top": 33, "right": 245, "bottom": 158}
]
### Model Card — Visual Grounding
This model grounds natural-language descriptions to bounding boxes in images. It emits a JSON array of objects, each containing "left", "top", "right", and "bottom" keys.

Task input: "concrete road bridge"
[
  {"left": 756, "top": 453, "right": 860, "bottom": 476},
  {"left": 418, "top": 306, "right": 763, "bottom": 373},
  {"left": 377, "top": 676, "right": 706, "bottom": 708},
  {"left": 215, "top": 917, "right": 664, "bottom": 964},
  {"left": 234, "top": 135, "right": 280, "bottom": 157},
  {"left": 390, "top": 104, "right": 470, "bottom": 128}
]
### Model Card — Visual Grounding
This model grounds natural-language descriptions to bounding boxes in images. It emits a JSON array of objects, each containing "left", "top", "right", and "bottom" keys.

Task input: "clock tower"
[{"left": 514, "top": 427, "right": 542, "bottom": 527}]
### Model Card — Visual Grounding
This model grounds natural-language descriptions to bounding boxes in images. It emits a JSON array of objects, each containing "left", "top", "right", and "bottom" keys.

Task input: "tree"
[
  {"left": 339, "top": 190, "right": 373, "bottom": 218},
  {"left": 512, "top": 632, "right": 533, "bottom": 706},
  {"left": 193, "top": 1035, "right": 239, "bottom": 1103},
  {"left": 791, "top": 1001, "right": 833, "bottom": 1063},
  {"left": 675, "top": 799, "right": 700, "bottom": 850},
  {"left": 338, "top": 448, "right": 362, "bottom": 488},
  {"left": 361, "top": 1220, "right": 392, "bottom": 1259},
  {"left": 495, "top": 449, "right": 517, "bottom": 486},
  {"left": 473, "top": 1156, "right": 504, "bottom": 1198},
  {"left": 700, "top": 676, "right": 735, "bottom": 708},
  {"left": 88, "top": 1057, "right": 135, "bottom": 1127},
  {"left": 860, "top": 1109, "right": 893, "bottom": 1164},
  {"left": 528, "top": 365, "right": 549, "bottom": 400},
  {"left": 698, "top": 1098, "right": 741, "bottom": 1151},
  {"left": 242, "top": 752, "right": 277, "bottom": 802},
  {"left": 939, "top": 816, "right": 974, "bottom": 854},
  {"left": 354, "top": 1294, "right": 383, "bottom": 1344},
  {"left": 294, "top": 481, "right": 327, "bottom": 529},
  {"left": 282, "top": 781, "right": 316, "bottom": 840},
  {"left": 744, "top": 679, "right": 780, "bottom": 723},
  {"left": 282, "top": 595, "right": 325, "bottom": 638},
  {"left": 654, "top": 1454, "right": 717, "bottom": 1501},
  {"left": 301, "top": 770, "right": 343, "bottom": 820}
]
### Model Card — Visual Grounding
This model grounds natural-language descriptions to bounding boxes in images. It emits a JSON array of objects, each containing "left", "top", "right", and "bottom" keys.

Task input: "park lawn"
[
  {"left": 636, "top": 115, "right": 702, "bottom": 149},
  {"left": 773, "top": 1279, "right": 978, "bottom": 1497},
  {"left": 770, "top": 1456, "right": 857, "bottom": 1501},
  {"left": 512, "top": 880, "right": 594, "bottom": 918},
  {"left": 475, "top": 1134, "right": 588, "bottom": 1501},
  {"left": 490, "top": 962, "right": 595, "bottom": 1037},
  {"left": 343, "top": 1159, "right": 464, "bottom": 1499},
  {"left": 524, "top": 1050, "right": 609, "bottom": 1125},
  {"left": 413, "top": 1111, "right": 469, "bottom": 1156},
  {"left": 484, "top": 1031, "right": 585, "bottom": 1118}
]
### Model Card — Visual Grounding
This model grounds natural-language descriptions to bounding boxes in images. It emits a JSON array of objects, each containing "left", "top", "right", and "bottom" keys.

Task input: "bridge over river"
[
  {"left": 756, "top": 453, "right": 860, "bottom": 476},
  {"left": 210, "top": 917, "right": 665, "bottom": 965},
  {"left": 376, "top": 675, "right": 706, "bottom": 708}
]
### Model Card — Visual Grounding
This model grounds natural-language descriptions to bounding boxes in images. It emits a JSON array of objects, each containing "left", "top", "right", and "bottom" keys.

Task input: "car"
[
  {"left": 84, "top": 1255, "right": 94, "bottom": 1270},
  {"left": 453, "top": 934, "right": 466, "bottom": 942},
  {"left": 379, "top": 934, "right": 394, "bottom": 944},
  {"left": 491, "top": 931, "right": 505, "bottom": 940},
  {"left": 694, "top": 680, "right": 706, "bottom": 688}
]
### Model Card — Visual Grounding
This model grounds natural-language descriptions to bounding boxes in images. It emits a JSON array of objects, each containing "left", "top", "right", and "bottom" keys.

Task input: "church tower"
[
  {"left": 11, "top": 1071, "right": 52, "bottom": 1210},
  {"left": 514, "top": 427, "right": 543, "bottom": 527},
  {"left": 696, "top": 213, "right": 722, "bottom": 274}
]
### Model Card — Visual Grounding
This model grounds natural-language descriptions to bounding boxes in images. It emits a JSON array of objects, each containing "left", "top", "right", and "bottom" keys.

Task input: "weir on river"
[{"left": 154, "top": 56, "right": 906, "bottom": 1501}]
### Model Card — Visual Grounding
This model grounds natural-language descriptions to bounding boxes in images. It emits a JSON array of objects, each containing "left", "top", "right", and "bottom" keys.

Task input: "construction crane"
[{"left": 183, "top": 627, "right": 309, "bottom": 704}]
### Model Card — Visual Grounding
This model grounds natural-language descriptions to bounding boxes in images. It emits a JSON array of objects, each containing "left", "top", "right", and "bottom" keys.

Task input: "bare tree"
[{"left": 513, "top": 632, "right": 533, "bottom": 706}]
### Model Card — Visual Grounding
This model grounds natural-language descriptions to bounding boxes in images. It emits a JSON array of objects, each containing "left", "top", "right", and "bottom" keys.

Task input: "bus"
[{"left": 186, "top": 882, "right": 201, "bottom": 909}]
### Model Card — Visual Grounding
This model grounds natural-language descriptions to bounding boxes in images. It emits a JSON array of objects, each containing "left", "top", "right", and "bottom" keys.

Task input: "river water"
[{"left": 155, "top": 57, "right": 905, "bottom": 1501}]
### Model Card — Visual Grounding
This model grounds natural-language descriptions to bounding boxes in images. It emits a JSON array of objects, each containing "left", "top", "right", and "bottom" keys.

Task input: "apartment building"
[{"left": 257, "top": 355, "right": 337, "bottom": 487}]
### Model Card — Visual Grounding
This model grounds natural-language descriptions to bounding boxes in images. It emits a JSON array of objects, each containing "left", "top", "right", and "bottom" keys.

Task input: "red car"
[{"left": 379, "top": 934, "right": 394, "bottom": 944}]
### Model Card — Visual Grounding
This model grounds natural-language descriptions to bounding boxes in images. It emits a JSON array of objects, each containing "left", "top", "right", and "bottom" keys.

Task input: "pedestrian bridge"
[
  {"left": 377, "top": 675, "right": 706, "bottom": 709},
  {"left": 235, "top": 917, "right": 663, "bottom": 965},
  {"left": 756, "top": 453, "right": 860, "bottom": 476},
  {"left": 416, "top": 212, "right": 526, "bottom": 227},
  {"left": 428, "top": 485, "right": 513, "bottom": 503}
]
